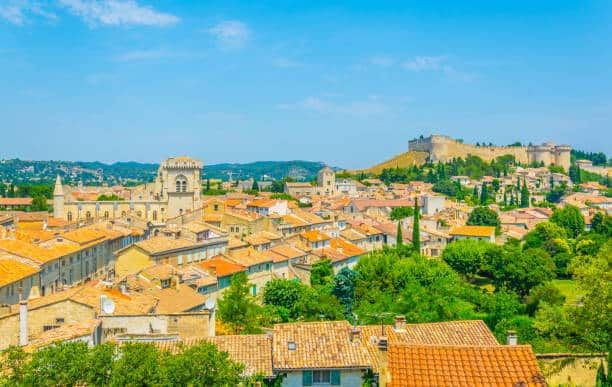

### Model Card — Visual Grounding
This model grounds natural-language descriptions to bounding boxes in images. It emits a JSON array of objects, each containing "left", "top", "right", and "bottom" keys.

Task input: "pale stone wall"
[
  {"left": 0, "top": 300, "right": 96, "bottom": 350},
  {"left": 409, "top": 135, "right": 571, "bottom": 170}
]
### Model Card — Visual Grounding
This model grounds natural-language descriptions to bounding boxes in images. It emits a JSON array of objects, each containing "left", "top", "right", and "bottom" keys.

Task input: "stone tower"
[
  {"left": 155, "top": 157, "right": 203, "bottom": 218},
  {"left": 317, "top": 166, "right": 336, "bottom": 195},
  {"left": 53, "top": 175, "right": 64, "bottom": 219}
]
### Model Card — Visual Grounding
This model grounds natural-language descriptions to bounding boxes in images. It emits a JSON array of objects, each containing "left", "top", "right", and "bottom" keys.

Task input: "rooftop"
[
  {"left": 197, "top": 255, "right": 246, "bottom": 278},
  {"left": 449, "top": 225, "right": 496, "bottom": 237}
]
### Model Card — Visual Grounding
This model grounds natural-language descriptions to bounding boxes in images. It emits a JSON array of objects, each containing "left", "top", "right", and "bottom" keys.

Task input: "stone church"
[{"left": 53, "top": 157, "right": 203, "bottom": 224}]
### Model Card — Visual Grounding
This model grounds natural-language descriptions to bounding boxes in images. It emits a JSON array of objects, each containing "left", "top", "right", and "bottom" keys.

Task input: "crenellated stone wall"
[{"left": 409, "top": 135, "right": 571, "bottom": 170}]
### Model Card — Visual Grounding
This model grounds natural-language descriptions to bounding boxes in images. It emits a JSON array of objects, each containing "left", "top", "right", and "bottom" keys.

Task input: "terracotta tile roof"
[
  {"left": 225, "top": 208, "right": 263, "bottom": 221},
  {"left": 352, "top": 222, "right": 384, "bottom": 236},
  {"left": 350, "top": 199, "right": 414, "bottom": 212},
  {"left": 300, "top": 230, "right": 332, "bottom": 243},
  {"left": 14, "top": 229, "right": 57, "bottom": 243},
  {"left": 450, "top": 225, "right": 496, "bottom": 237},
  {"left": 135, "top": 236, "right": 195, "bottom": 255},
  {"left": 273, "top": 321, "right": 371, "bottom": 370},
  {"left": 155, "top": 335, "right": 273, "bottom": 377},
  {"left": 228, "top": 247, "right": 273, "bottom": 267},
  {"left": 46, "top": 217, "right": 71, "bottom": 228},
  {"left": 263, "top": 244, "right": 307, "bottom": 263},
  {"left": 227, "top": 237, "right": 249, "bottom": 250},
  {"left": 26, "top": 320, "right": 100, "bottom": 350},
  {"left": 149, "top": 285, "right": 208, "bottom": 314},
  {"left": 360, "top": 320, "right": 499, "bottom": 373},
  {"left": 312, "top": 238, "right": 366, "bottom": 263},
  {"left": 203, "top": 213, "right": 223, "bottom": 222},
  {"left": 140, "top": 264, "right": 175, "bottom": 280},
  {"left": 387, "top": 344, "right": 546, "bottom": 387},
  {"left": 340, "top": 228, "right": 367, "bottom": 241},
  {"left": 63, "top": 228, "right": 108, "bottom": 245},
  {"left": 0, "top": 238, "right": 80, "bottom": 264},
  {"left": 0, "top": 256, "right": 39, "bottom": 286},
  {"left": 197, "top": 256, "right": 246, "bottom": 278},
  {"left": 0, "top": 198, "right": 33, "bottom": 206}
]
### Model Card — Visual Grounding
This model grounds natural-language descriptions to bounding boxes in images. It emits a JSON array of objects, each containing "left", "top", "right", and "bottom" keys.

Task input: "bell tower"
[{"left": 53, "top": 175, "right": 65, "bottom": 219}]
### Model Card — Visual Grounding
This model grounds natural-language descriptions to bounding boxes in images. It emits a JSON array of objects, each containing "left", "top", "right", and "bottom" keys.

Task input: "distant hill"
[
  {"left": 351, "top": 151, "right": 428, "bottom": 175},
  {"left": 0, "top": 158, "right": 332, "bottom": 185}
]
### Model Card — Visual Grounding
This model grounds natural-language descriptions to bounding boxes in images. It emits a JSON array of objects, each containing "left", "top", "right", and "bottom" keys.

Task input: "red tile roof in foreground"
[{"left": 387, "top": 344, "right": 546, "bottom": 387}]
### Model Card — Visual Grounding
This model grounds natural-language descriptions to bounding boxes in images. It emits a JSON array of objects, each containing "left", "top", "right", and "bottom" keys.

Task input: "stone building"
[
  {"left": 284, "top": 167, "right": 337, "bottom": 197},
  {"left": 409, "top": 134, "right": 571, "bottom": 171},
  {"left": 54, "top": 157, "right": 203, "bottom": 224}
]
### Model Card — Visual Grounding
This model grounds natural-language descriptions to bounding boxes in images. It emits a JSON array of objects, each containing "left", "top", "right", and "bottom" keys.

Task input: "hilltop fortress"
[{"left": 409, "top": 135, "right": 571, "bottom": 171}]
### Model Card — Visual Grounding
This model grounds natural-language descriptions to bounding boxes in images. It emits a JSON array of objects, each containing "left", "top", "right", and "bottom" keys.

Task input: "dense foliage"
[{"left": 0, "top": 341, "right": 257, "bottom": 386}]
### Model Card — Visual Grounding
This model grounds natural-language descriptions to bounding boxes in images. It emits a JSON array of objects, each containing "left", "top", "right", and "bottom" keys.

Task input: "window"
[
  {"left": 67, "top": 212, "right": 73, "bottom": 221},
  {"left": 86, "top": 211, "right": 92, "bottom": 220},
  {"left": 104, "top": 211, "right": 109, "bottom": 219},
  {"left": 152, "top": 210, "right": 158, "bottom": 221},
  {"left": 313, "top": 370, "right": 331, "bottom": 384},
  {"left": 177, "top": 253, "right": 183, "bottom": 265},
  {"left": 175, "top": 175, "right": 188, "bottom": 192},
  {"left": 213, "top": 204, "right": 219, "bottom": 211}
]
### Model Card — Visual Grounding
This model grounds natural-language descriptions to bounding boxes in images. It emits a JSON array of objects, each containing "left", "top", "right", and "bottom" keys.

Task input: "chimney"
[
  {"left": 349, "top": 313, "right": 361, "bottom": 343},
  {"left": 394, "top": 315, "right": 406, "bottom": 331},
  {"left": 507, "top": 330, "right": 518, "bottom": 345},
  {"left": 18, "top": 288, "right": 28, "bottom": 346}
]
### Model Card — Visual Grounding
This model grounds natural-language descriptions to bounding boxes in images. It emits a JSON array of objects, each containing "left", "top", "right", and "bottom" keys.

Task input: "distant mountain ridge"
[{"left": 0, "top": 158, "right": 335, "bottom": 185}]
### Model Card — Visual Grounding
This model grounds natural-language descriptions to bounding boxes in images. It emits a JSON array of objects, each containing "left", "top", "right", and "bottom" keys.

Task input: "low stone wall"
[{"left": 536, "top": 353, "right": 607, "bottom": 387}]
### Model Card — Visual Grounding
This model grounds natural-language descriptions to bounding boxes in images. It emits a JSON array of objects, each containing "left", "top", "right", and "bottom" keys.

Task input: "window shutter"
[
  {"left": 331, "top": 370, "right": 341, "bottom": 385},
  {"left": 302, "top": 370, "right": 313, "bottom": 386}
]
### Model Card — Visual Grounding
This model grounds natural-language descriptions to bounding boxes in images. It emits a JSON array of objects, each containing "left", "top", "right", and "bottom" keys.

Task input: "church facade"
[{"left": 53, "top": 157, "right": 203, "bottom": 224}]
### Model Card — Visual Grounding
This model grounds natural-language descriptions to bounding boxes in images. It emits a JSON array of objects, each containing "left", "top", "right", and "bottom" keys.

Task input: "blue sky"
[{"left": 1, "top": 0, "right": 611, "bottom": 169}]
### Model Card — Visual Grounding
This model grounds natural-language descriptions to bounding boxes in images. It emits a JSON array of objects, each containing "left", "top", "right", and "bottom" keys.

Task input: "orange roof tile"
[
  {"left": 300, "top": 230, "right": 331, "bottom": 243},
  {"left": 450, "top": 225, "right": 496, "bottom": 237},
  {"left": 263, "top": 244, "right": 307, "bottom": 263},
  {"left": 0, "top": 257, "right": 39, "bottom": 287},
  {"left": 197, "top": 256, "right": 246, "bottom": 277},
  {"left": 387, "top": 344, "right": 545, "bottom": 387},
  {"left": 273, "top": 321, "right": 371, "bottom": 370}
]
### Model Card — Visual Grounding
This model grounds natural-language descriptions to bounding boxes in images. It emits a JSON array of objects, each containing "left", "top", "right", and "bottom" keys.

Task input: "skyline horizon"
[{"left": 2, "top": 1, "right": 610, "bottom": 168}]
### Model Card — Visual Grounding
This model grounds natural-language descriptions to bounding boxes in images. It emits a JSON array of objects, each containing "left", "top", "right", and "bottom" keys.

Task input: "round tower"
[
  {"left": 53, "top": 175, "right": 65, "bottom": 219},
  {"left": 554, "top": 145, "right": 571, "bottom": 171}
]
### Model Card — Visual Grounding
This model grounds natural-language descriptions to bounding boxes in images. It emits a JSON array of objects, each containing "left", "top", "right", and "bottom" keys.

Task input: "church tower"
[
  {"left": 53, "top": 175, "right": 65, "bottom": 219},
  {"left": 317, "top": 166, "right": 336, "bottom": 195}
]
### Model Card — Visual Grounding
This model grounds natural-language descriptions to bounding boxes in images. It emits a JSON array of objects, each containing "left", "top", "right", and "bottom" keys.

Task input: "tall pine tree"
[
  {"left": 412, "top": 198, "right": 420, "bottom": 253},
  {"left": 396, "top": 221, "right": 403, "bottom": 246},
  {"left": 480, "top": 182, "right": 488, "bottom": 205},
  {"left": 520, "top": 178, "right": 530, "bottom": 208}
]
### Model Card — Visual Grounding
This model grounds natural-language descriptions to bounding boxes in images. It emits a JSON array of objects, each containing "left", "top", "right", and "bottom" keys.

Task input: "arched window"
[
  {"left": 152, "top": 210, "right": 158, "bottom": 221},
  {"left": 104, "top": 211, "right": 109, "bottom": 219},
  {"left": 86, "top": 211, "right": 92, "bottom": 220},
  {"left": 175, "top": 175, "right": 188, "bottom": 192},
  {"left": 67, "top": 212, "right": 73, "bottom": 221}
]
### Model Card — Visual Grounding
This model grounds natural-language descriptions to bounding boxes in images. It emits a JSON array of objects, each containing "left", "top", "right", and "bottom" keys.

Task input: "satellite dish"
[
  {"left": 102, "top": 298, "right": 115, "bottom": 314},
  {"left": 204, "top": 298, "right": 216, "bottom": 310}
]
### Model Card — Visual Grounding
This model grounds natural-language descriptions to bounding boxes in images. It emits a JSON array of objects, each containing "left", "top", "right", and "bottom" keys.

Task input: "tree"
[
  {"left": 488, "top": 246, "right": 555, "bottom": 297},
  {"left": 520, "top": 178, "right": 530, "bottom": 208},
  {"left": 550, "top": 205, "right": 585, "bottom": 238},
  {"left": 206, "top": 178, "right": 211, "bottom": 191},
  {"left": 569, "top": 164, "right": 582, "bottom": 183},
  {"left": 524, "top": 222, "right": 567, "bottom": 250},
  {"left": 160, "top": 342, "right": 244, "bottom": 386},
  {"left": 396, "top": 221, "right": 403, "bottom": 246},
  {"left": 263, "top": 279, "right": 310, "bottom": 321},
  {"left": 332, "top": 268, "right": 357, "bottom": 318},
  {"left": 218, "top": 272, "right": 262, "bottom": 334},
  {"left": 412, "top": 198, "right": 420, "bottom": 252},
  {"left": 110, "top": 343, "right": 162, "bottom": 386},
  {"left": 251, "top": 179, "right": 259, "bottom": 191},
  {"left": 389, "top": 206, "right": 413, "bottom": 221},
  {"left": 467, "top": 206, "right": 500, "bottom": 232},
  {"left": 22, "top": 341, "right": 90, "bottom": 386},
  {"left": 30, "top": 195, "right": 48, "bottom": 212},
  {"left": 503, "top": 191, "right": 508, "bottom": 206},
  {"left": 568, "top": 241, "right": 612, "bottom": 351},
  {"left": 596, "top": 361, "right": 606, "bottom": 387},
  {"left": 442, "top": 239, "right": 492, "bottom": 279},
  {"left": 472, "top": 185, "right": 479, "bottom": 199},
  {"left": 480, "top": 182, "right": 488, "bottom": 204},
  {"left": 591, "top": 212, "right": 612, "bottom": 237},
  {"left": 311, "top": 259, "right": 334, "bottom": 288}
]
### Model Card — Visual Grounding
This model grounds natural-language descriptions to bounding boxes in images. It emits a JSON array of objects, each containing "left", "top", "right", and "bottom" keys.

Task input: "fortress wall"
[{"left": 410, "top": 136, "right": 528, "bottom": 164}]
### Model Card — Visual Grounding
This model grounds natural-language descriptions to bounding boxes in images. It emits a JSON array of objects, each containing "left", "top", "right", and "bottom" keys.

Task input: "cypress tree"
[
  {"left": 480, "top": 182, "right": 488, "bottom": 205},
  {"left": 251, "top": 179, "right": 259, "bottom": 191},
  {"left": 206, "top": 179, "right": 211, "bottom": 191},
  {"left": 472, "top": 185, "right": 479, "bottom": 199},
  {"left": 396, "top": 221, "right": 403, "bottom": 246},
  {"left": 503, "top": 191, "right": 507, "bottom": 206},
  {"left": 520, "top": 178, "right": 530, "bottom": 208},
  {"left": 412, "top": 198, "right": 420, "bottom": 253}
]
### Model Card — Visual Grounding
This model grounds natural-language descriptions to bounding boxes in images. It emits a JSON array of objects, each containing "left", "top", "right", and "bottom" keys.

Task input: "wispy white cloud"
[
  {"left": 276, "top": 97, "right": 388, "bottom": 118},
  {"left": 0, "top": 0, "right": 56, "bottom": 25},
  {"left": 369, "top": 55, "right": 395, "bottom": 68},
  {"left": 402, "top": 55, "right": 446, "bottom": 72},
  {"left": 402, "top": 55, "right": 475, "bottom": 81},
  {"left": 208, "top": 20, "right": 251, "bottom": 49},
  {"left": 58, "top": 0, "right": 179, "bottom": 27}
]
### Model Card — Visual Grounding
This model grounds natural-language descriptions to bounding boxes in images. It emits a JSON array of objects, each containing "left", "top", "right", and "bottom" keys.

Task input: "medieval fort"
[{"left": 408, "top": 134, "right": 571, "bottom": 171}]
